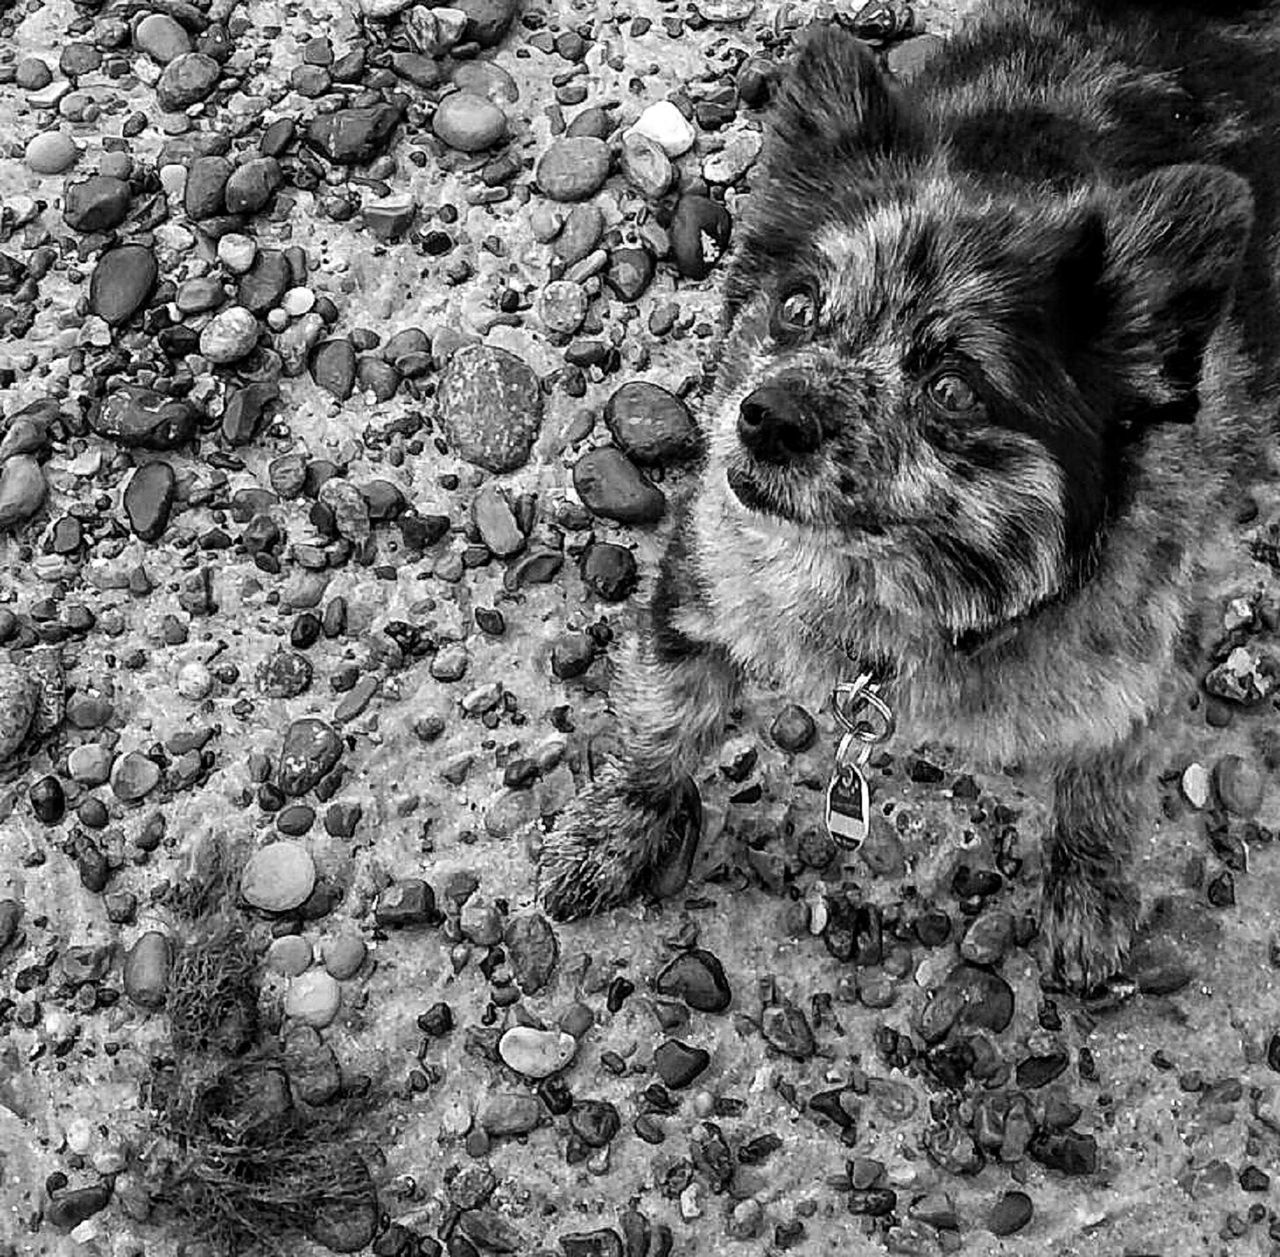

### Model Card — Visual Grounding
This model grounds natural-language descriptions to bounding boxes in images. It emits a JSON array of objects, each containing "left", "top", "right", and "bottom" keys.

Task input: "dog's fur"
[{"left": 538, "top": 0, "right": 1279, "bottom": 991}]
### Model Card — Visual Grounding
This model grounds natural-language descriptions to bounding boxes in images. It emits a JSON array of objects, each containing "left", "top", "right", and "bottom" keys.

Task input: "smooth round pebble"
[
  {"left": 630, "top": 100, "right": 696, "bottom": 156},
  {"left": 240, "top": 840, "right": 316, "bottom": 912},
  {"left": 497, "top": 1025, "right": 576, "bottom": 1078},
  {"left": 177, "top": 661, "right": 213, "bottom": 700},
  {"left": 284, "top": 969, "right": 341, "bottom": 1028},
  {"left": 200, "top": 306, "right": 260, "bottom": 363},
  {"left": 538, "top": 280, "right": 588, "bottom": 335},
  {"left": 266, "top": 933, "right": 314, "bottom": 976},
  {"left": 322, "top": 933, "right": 367, "bottom": 980},
  {"left": 124, "top": 931, "right": 170, "bottom": 1008},
  {"left": 433, "top": 90, "right": 507, "bottom": 151},
  {"left": 536, "top": 136, "right": 610, "bottom": 201},
  {"left": 25, "top": 132, "right": 78, "bottom": 174},
  {"left": 988, "top": 1191, "right": 1033, "bottom": 1236}
]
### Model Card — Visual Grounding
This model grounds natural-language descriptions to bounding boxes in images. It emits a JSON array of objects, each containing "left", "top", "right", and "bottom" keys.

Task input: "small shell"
[{"left": 0, "top": 661, "right": 37, "bottom": 762}]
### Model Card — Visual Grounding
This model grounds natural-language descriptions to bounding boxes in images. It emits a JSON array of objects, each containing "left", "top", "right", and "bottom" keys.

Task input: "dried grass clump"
[{"left": 141, "top": 911, "right": 380, "bottom": 1256}]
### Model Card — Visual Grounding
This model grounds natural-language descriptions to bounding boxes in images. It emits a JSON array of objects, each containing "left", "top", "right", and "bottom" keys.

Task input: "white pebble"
[
  {"left": 629, "top": 100, "right": 696, "bottom": 157},
  {"left": 497, "top": 1025, "right": 576, "bottom": 1078},
  {"left": 284, "top": 969, "right": 341, "bottom": 1028},
  {"left": 177, "top": 661, "right": 213, "bottom": 699},
  {"left": 217, "top": 232, "right": 258, "bottom": 273},
  {"left": 1181, "top": 762, "right": 1211, "bottom": 809}
]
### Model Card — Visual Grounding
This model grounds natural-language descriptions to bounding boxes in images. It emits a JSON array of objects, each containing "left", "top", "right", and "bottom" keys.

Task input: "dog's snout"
[{"left": 737, "top": 385, "right": 822, "bottom": 463}]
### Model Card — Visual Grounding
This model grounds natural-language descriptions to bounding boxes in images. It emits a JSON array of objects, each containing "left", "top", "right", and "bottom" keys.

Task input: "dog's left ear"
[
  {"left": 1105, "top": 163, "right": 1254, "bottom": 422},
  {"left": 766, "top": 23, "right": 924, "bottom": 175}
]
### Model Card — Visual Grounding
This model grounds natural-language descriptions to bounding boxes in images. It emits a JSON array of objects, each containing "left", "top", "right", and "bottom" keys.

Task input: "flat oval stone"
[
  {"left": 284, "top": 968, "right": 341, "bottom": 1028},
  {"left": 572, "top": 447, "right": 665, "bottom": 524},
  {"left": 603, "top": 381, "right": 699, "bottom": 465},
  {"left": 241, "top": 839, "right": 317, "bottom": 911},
  {"left": 266, "top": 933, "right": 313, "bottom": 976},
  {"left": 498, "top": 1025, "right": 576, "bottom": 1078},
  {"left": 0, "top": 456, "right": 46, "bottom": 531},
  {"left": 536, "top": 136, "right": 610, "bottom": 201},
  {"left": 322, "top": 933, "right": 366, "bottom": 980},
  {"left": 310, "top": 339, "right": 357, "bottom": 400},
  {"left": 437, "top": 344, "right": 543, "bottom": 472},
  {"left": 481, "top": 1093, "right": 542, "bottom": 1136},
  {"left": 90, "top": 244, "right": 158, "bottom": 325},
  {"left": 125, "top": 931, "right": 171, "bottom": 1007},
  {"left": 434, "top": 90, "right": 507, "bottom": 151},
  {"left": 124, "top": 460, "right": 176, "bottom": 541}
]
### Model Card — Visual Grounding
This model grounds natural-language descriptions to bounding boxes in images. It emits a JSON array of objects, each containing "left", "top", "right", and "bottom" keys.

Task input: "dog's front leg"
[
  {"left": 1040, "top": 733, "right": 1148, "bottom": 992},
  {"left": 538, "top": 558, "right": 741, "bottom": 920}
]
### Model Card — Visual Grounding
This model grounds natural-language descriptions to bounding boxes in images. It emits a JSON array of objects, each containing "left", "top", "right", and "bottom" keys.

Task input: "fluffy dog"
[{"left": 538, "top": 0, "right": 1277, "bottom": 991}]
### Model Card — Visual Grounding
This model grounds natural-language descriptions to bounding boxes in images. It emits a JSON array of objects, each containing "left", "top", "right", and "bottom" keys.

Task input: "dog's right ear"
[{"left": 766, "top": 23, "right": 924, "bottom": 173}]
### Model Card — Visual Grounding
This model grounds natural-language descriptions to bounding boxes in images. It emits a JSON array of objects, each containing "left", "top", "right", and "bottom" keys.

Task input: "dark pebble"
[
  {"left": 670, "top": 194, "right": 732, "bottom": 279},
  {"left": 560, "top": 1231, "right": 624, "bottom": 1257},
  {"left": 848, "top": 1188, "right": 897, "bottom": 1217},
  {"left": 46, "top": 1183, "right": 113, "bottom": 1229},
  {"left": 653, "top": 1038, "right": 710, "bottom": 1088},
  {"left": 29, "top": 775, "right": 65, "bottom": 824},
  {"left": 124, "top": 460, "right": 176, "bottom": 540},
  {"left": 1028, "top": 1130, "right": 1097, "bottom": 1176},
  {"left": 572, "top": 447, "right": 665, "bottom": 524},
  {"left": 770, "top": 704, "right": 816, "bottom": 753},
  {"left": 374, "top": 878, "right": 436, "bottom": 926},
  {"left": 988, "top": 1190, "right": 1033, "bottom": 1236},
  {"left": 603, "top": 380, "right": 700, "bottom": 465},
  {"left": 654, "top": 948, "right": 731, "bottom": 1012},
  {"left": 569, "top": 1099, "right": 621, "bottom": 1147},
  {"left": 580, "top": 542, "right": 638, "bottom": 601},
  {"left": 89, "top": 244, "right": 158, "bottom": 325}
]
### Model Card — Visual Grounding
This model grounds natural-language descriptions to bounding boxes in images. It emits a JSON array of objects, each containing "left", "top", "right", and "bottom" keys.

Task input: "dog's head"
[{"left": 709, "top": 23, "right": 1253, "bottom": 638}]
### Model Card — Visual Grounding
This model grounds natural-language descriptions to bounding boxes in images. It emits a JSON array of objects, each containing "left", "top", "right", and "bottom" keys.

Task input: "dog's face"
[{"left": 707, "top": 24, "right": 1253, "bottom": 638}]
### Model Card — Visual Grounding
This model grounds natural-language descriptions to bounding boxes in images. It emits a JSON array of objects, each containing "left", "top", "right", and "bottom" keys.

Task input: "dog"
[{"left": 538, "top": 0, "right": 1278, "bottom": 992}]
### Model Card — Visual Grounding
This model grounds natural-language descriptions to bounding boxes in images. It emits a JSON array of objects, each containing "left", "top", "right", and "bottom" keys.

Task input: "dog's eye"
[
  {"left": 928, "top": 373, "right": 981, "bottom": 415},
  {"left": 774, "top": 287, "right": 818, "bottom": 336}
]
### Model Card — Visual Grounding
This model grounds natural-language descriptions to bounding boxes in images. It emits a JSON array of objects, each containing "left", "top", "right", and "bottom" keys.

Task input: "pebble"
[
  {"left": 555, "top": 204, "right": 604, "bottom": 265},
  {"left": 761, "top": 1000, "right": 815, "bottom": 1059},
  {"left": 573, "top": 448, "right": 665, "bottom": 524},
  {"left": 620, "top": 130, "right": 674, "bottom": 198},
  {"left": 630, "top": 100, "right": 696, "bottom": 156},
  {"left": 279, "top": 717, "right": 343, "bottom": 795},
  {"left": 654, "top": 1039, "right": 710, "bottom": 1089},
  {"left": 25, "top": 131, "right": 78, "bottom": 174},
  {"left": 0, "top": 664, "right": 38, "bottom": 762},
  {"left": 266, "top": 934, "right": 314, "bottom": 976},
  {"left": 46, "top": 1184, "right": 112, "bottom": 1230},
  {"left": 1214, "top": 754, "right": 1265, "bottom": 816},
  {"left": 283, "top": 1024, "right": 341, "bottom": 1104},
  {"left": 770, "top": 704, "right": 816, "bottom": 752},
  {"left": 111, "top": 751, "right": 160, "bottom": 802},
  {"left": 68, "top": 744, "right": 113, "bottom": 784},
  {"left": 987, "top": 1192, "right": 1033, "bottom": 1236},
  {"left": 374, "top": 878, "right": 435, "bottom": 925},
  {"left": 505, "top": 912, "right": 559, "bottom": 992},
  {"left": 481, "top": 1093, "right": 542, "bottom": 1136},
  {"left": 655, "top": 948, "right": 732, "bottom": 1012},
  {"left": 472, "top": 483, "right": 524, "bottom": 555},
  {"left": 437, "top": 345, "right": 543, "bottom": 472},
  {"left": 199, "top": 307, "right": 260, "bottom": 364},
  {"left": 1181, "top": 761, "right": 1211, "bottom": 809},
  {"left": 90, "top": 245, "right": 158, "bottom": 325},
  {"left": 240, "top": 840, "right": 317, "bottom": 912},
  {"left": 603, "top": 382, "right": 699, "bottom": 465},
  {"left": 958, "top": 910, "right": 1013, "bottom": 966},
  {"left": 64, "top": 176, "right": 131, "bottom": 232},
  {"left": 670, "top": 195, "right": 733, "bottom": 279},
  {"left": 134, "top": 13, "right": 192, "bottom": 63},
  {"left": 580, "top": 542, "right": 638, "bottom": 601},
  {"left": 306, "top": 105, "right": 402, "bottom": 165},
  {"left": 156, "top": 52, "right": 221, "bottom": 110},
  {"left": 498, "top": 1025, "right": 576, "bottom": 1077},
  {"left": 0, "top": 456, "right": 47, "bottom": 531},
  {"left": 434, "top": 90, "right": 508, "bottom": 150},
  {"left": 538, "top": 280, "right": 589, "bottom": 335},
  {"left": 323, "top": 933, "right": 367, "bottom": 980},
  {"left": 536, "top": 136, "right": 611, "bottom": 201},
  {"left": 703, "top": 131, "right": 762, "bottom": 184},
  {"left": 284, "top": 969, "right": 342, "bottom": 1028},
  {"left": 560, "top": 1231, "right": 625, "bottom": 1257},
  {"left": 124, "top": 931, "right": 170, "bottom": 1008},
  {"left": 225, "top": 157, "right": 282, "bottom": 214},
  {"left": 917, "top": 963, "right": 1015, "bottom": 1043},
  {"left": 124, "top": 461, "right": 176, "bottom": 541}
]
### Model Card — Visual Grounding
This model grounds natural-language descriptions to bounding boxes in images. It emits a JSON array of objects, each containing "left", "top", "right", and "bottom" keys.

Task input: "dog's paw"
[
  {"left": 1040, "top": 876, "right": 1138, "bottom": 995},
  {"left": 537, "top": 770, "right": 701, "bottom": 921}
]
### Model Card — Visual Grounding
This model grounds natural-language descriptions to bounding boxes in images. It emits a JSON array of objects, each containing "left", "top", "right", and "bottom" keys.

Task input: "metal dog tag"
[{"left": 825, "top": 764, "right": 871, "bottom": 851}]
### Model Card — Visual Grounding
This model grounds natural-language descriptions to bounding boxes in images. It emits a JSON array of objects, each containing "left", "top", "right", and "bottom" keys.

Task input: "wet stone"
[
  {"left": 569, "top": 1099, "right": 621, "bottom": 1146},
  {"left": 90, "top": 244, "right": 158, "bottom": 326},
  {"left": 604, "top": 247, "right": 654, "bottom": 302},
  {"left": 311, "top": 339, "right": 358, "bottom": 400},
  {"left": 437, "top": 345, "right": 543, "bottom": 473},
  {"left": 92, "top": 386, "right": 197, "bottom": 449},
  {"left": 573, "top": 447, "right": 665, "bottom": 524},
  {"left": 988, "top": 1191, "right": 1033, "bottom": 1236},
  {"left": 124, "top": 461, "right": 176, "bottom": 541},
  {"left": 278, "top": 717, "right": 342, "bottom": 795},
  {"left": 603, "top": 381, "right": 699, "bottom": 465},
  {"left": 185, "top": 155, "right": 232, "bottom": 218},
  {"left": 654, "top": 1038, "right": 710, "bottom": 1088},
  {"left": 124, "top": 931, "right": 170, "bottom": 1008},
  {"left": 654, "top": 948, "right": 731, "bottom": 1012},
  {"left": 1016, "top": 1050, "right": 1069, "bottom": 1089},
  {"left": 47, "top": 1183, "right": 112, "bottom": 1229},
  {"left": 670, "top": 194, "right": 732, "bottom": 279}
]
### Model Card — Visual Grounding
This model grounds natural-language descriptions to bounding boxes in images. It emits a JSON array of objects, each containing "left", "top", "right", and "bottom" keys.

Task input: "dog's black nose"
[{"left": 737, "top": 385, "right": 822, "bottom": 463}]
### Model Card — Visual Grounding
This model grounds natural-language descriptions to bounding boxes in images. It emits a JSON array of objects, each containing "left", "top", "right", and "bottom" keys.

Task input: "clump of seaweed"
[{"left": 140, "top": 910, "right": 380, "bottom": 1255}]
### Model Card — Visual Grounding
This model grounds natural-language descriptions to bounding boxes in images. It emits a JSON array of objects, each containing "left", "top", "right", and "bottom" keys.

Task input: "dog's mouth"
[{"left": 726, "top": 466, "right": 889, "bottom": 535}]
